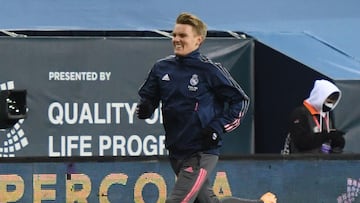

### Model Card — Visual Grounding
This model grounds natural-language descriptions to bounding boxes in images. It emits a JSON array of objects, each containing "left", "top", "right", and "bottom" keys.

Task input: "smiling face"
[{"left": 172, "top": 23, "right": 203, "bottom": 56}]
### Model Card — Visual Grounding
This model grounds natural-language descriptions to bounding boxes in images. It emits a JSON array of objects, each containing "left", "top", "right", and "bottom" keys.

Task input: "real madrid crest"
[
  {"left": 188, "top": 74, "right": 199, "bottom": 92},
  {"left": 190, "top": 74, "right": 199, "bottom": 86}
]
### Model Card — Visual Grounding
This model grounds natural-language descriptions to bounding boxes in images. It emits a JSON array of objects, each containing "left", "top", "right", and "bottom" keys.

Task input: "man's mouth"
[{"left": 174, "top": 44, "right": 182, "bottom": 49}]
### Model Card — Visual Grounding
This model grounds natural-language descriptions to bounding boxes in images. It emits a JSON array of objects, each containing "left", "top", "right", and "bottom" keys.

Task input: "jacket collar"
[{"left": 175, "top": 49, "right": 200, "bottom": 60}]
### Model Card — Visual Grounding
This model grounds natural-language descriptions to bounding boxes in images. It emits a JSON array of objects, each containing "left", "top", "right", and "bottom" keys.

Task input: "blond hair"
[{"left": 176, "top": 12, "right": 207, "bottom": 40}]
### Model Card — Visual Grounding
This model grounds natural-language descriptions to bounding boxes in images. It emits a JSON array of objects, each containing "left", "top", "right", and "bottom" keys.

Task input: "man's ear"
[{"left": 197, "top": 36, "right": 204, "bottom": 46}]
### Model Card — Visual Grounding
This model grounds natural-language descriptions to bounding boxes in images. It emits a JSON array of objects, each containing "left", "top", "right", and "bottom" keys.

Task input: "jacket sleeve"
[
  {"left": 137, "top": 66, "right": 161, "bottom": 118},
  {"left": 207, "top": 63, "right": 250, "bottom": 134}
]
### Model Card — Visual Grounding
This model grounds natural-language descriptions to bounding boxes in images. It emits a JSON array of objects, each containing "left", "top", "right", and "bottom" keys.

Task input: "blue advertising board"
[{"left": 0, "top": 155, "right": 359, "bottom": 202}]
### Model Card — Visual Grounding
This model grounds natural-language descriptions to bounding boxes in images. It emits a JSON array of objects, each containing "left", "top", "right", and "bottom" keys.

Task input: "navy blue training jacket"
[{"left": 138, "top": 49, "right": 249, "bottom": 159}]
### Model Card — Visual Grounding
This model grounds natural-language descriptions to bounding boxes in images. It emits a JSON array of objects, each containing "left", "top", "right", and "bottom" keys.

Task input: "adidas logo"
[{"left": 162, "top": 74, "right": 170, "bottom": 81}]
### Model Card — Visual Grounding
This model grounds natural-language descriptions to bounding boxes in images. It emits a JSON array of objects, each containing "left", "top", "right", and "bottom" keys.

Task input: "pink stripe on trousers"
[{"left": 181, "top": 168, "right": 208, "bottom": 203}]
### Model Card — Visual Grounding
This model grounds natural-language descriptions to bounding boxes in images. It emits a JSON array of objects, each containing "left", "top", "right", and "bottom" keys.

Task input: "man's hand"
[
  {"left": 260, "top": 192, "right": 277, "bottom": 203},
  {"left": 201, "top": 127, "right": 220, "bottom": 147},
  {"left": 328, "top": 130, "right": 346, "bottom": 152},
  {"left": 136, "top": 100, "right": 153, "bottom": 119}
]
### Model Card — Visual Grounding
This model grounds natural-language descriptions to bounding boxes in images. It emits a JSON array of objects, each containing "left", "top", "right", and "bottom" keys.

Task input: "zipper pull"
[{"left": 194, "top": 102, "right": 199, "bottom": 111}]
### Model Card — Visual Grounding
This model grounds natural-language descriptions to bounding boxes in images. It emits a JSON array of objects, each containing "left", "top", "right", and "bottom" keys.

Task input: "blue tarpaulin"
[
  {"left": 249, "top": 31, "right": 360, "bottom": 80},
  {"left": 1, "top": 0, "right": 360, "bottom": 62}
]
